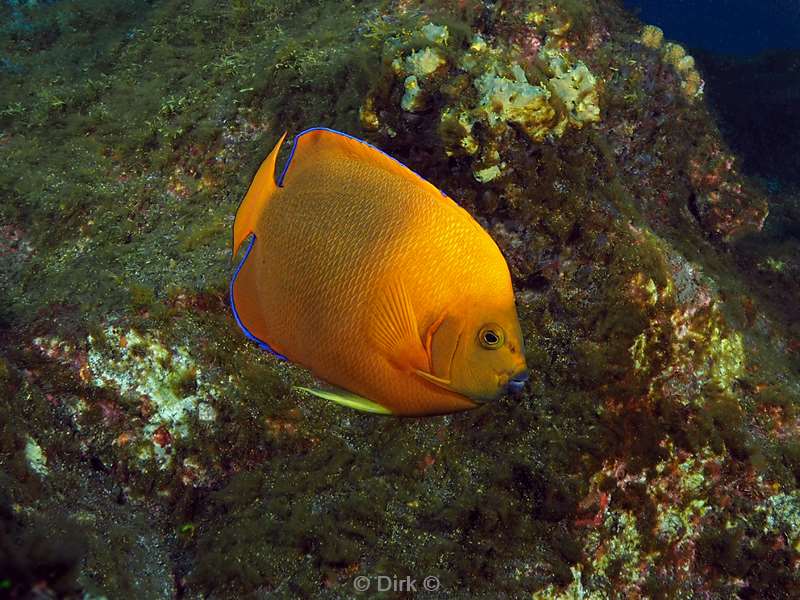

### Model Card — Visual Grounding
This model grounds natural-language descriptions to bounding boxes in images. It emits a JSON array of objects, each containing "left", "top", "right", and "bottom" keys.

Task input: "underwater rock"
[
  {"left": 541, "top": 47, "right": 601, "bottom": 129},
  {"left": 473, "top": 64, "right": 556, "bottom": 141},
  {"left": 689, "top": 144, "right": 769, "bottom": 240},
  {"left": 400, "top": 74, "right": 424, "bottom": 112},
  {"left": 398, "top": 46, "right": 446, "bottom": 78},
  {"left": 24, "top": 436, "right": 48, "bottom": 477},
  {"left": 661, "top": 41, "right": 704, "bottom": 99},
  {"left": 367, "top": 19, "right": 601, "bottom": 183},
  {"left": 421, "top": 21, "right": 449, "bottom": 45},
  {"left": 438, "top": 108, "right": 478, "bottom": 156},
  {"left": 639, "top": 24, "right": 664, "bottom": 49},
  {"left": 389, "top": 27, "right": 449, "bottom": 114},
  {"left": 85, "top": 326, "right": 220, "bottom": 468},
  {"left": 0, "top": 0, "right": 797, "bottom": 598}
]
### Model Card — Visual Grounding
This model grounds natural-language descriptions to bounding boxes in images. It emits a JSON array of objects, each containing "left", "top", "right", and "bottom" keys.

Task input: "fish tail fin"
[{"left": 232, "top": 131, "right": 287, "bottom": 258}]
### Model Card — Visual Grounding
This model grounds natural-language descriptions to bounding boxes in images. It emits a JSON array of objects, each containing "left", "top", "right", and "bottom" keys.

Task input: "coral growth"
[
  {"left": 0, "top": 0, "right": 797, "bottom": 598},
  {"left": 365, "top": 18, "right": 600, "bottom": 182},
  {"left": 86, "top": 326, "right": 219, "bottom": 467}
]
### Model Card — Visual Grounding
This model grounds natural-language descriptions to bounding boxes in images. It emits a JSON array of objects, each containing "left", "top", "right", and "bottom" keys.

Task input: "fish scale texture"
[{"left": 250, "top": 151, "right": 509, "bottom": 414}]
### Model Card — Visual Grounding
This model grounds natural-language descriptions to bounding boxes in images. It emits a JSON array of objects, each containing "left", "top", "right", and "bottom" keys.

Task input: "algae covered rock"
[
  {"left": 473, "top": 63, "right": 556, "bottom": 141},
  {"left": 366, "top": 18, "right": 601, "bottom": 183},
  {"left": 0, "top": 0, "right": 797, "bottom": 598},
  {"left": 639, "top": 24, "right": 664, "bottom": 49},
  {"left": 541, "top": 46, "right": 601, "bottom": 129}
]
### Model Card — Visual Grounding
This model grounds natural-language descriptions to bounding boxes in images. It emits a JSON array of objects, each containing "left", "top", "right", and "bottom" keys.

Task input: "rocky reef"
[{"left": 0, "top": 0, "right": 798, "bottom": 598}]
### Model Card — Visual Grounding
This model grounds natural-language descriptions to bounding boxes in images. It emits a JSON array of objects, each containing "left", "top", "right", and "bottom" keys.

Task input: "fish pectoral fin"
[
  {"left": 414, "top": 369, "right": 456, "bottom": 393},
  {"left": 369, "top": 278, "right": 429, "bottom": 373},
  {"left": 423, "top": 310, "right": 448, "bottom": 372},
  {"left": 294, "top": 386, "right": 392, "bottom": 415}
]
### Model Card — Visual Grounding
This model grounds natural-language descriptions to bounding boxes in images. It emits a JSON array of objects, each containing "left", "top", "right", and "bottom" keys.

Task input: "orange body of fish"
[{"left": 231, "top": 128, "right": 528, "bottom": 416}]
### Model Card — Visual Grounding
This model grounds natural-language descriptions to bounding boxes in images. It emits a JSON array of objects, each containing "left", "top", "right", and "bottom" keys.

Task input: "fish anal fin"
[
  {"left": 233, "top": 131, "right": 286, "bottom": 257},
  {"left": 369, "top": 279, "right": 429, "bottom": 373},
  {"left": 294, "top": 386, "right": 392, "bottom": 415}
]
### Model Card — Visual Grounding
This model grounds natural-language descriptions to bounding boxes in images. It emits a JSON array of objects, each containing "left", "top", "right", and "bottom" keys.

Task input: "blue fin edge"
[
  {"left": 229, "top": 235, "right": 288, "bottom": 361},
  {"left": 276, "top": 126, "right": 448, "bottom": 199}
]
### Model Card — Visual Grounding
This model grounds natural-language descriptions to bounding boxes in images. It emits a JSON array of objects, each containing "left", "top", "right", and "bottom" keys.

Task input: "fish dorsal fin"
[
  {"left": 369, "top": 279, "right": 430, "bottom": 374},
  {"left": 233, "top": 131, "right": 286, "bottom": 256},
  {"left": 294, "top": 386, "right": 392, "bottom": 414},
  {"left": 278, "top": 128, "right": 444, "bottom": 199}
]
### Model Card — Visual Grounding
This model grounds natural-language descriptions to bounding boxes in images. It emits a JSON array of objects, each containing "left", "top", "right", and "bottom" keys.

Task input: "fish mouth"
[{"left": 505, "top": 369, "right": 529, "bottom": 394}]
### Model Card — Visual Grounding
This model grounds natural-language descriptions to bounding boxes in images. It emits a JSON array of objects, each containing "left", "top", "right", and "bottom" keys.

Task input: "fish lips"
[
  {"left": 472, "top": 369, "right": 530, "bottom": 404},
  {"left": 505, "top": 369, "right": 530, "bottom": 394}
]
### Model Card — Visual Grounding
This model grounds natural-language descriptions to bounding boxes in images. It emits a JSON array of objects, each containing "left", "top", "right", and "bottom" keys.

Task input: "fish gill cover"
[{"left": 0, "top": 0, "right": 799, "bottom": 598}]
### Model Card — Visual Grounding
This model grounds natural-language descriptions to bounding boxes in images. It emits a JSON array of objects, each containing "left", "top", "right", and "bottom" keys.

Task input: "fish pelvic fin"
[
  {"left": 414, "top": 370, "right": 457, "bottom": 393},
  {"left": 294, "top": 386, "right": 392, "bottom": 415},
  {"left": 232, "top": 131, "right": 287, "bottom": 258},
  {"left": 369, "top": 278, "right": 431, "bottom": 374}
]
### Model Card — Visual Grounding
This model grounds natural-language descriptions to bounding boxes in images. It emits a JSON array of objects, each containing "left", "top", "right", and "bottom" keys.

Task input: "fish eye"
[{"left": 478, "top": 324, "right": 505, "bottom": 349}]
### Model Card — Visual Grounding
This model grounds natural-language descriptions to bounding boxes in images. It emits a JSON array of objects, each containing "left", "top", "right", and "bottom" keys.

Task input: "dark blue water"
[
  {"left": 624, "top": 0, "right": 800, "bottom": 56},
  {"left": 626, "top": 0, "right": 800, "bottom": 193}
]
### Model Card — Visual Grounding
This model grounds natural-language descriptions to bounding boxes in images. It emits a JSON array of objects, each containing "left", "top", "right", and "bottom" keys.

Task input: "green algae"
[
  {"left": 0, "top": 0, "right": 377, "bottom": 326},
  {"left": 129, "top": 283, "right": 156, "bottom": 312},
  {"left": 0, "top": 486, "right": 87, "bottom": 599},
  {"left": 0, "top": 0, "right": 799, "bottom": 598},
  {"left": 0, "top": 347, "right": 176, "bottom": 598}
]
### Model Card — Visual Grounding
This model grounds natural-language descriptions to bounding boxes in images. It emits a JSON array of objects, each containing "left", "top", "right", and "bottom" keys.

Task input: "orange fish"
[{"left": 231, "top": 128, "right": 527, "bottom": 416}]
